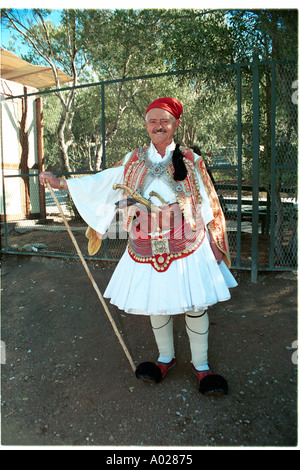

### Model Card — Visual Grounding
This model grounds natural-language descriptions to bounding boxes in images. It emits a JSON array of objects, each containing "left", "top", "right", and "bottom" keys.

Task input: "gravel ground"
[{"left": 1, "top": 254, "right": 298, "bottom": 449}]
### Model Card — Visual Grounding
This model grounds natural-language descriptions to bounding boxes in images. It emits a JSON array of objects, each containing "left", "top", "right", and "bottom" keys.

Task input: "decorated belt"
[
  {"left": 128, "top": 215, "right": 205, "bottom": 272},
  {"left": 134, "top": 208, "right": 183, "bottom": 232}
]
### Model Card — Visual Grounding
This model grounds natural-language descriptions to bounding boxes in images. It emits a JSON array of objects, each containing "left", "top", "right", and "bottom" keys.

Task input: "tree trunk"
[
  {"left": 94, "top": 143, "right": 103, "bottom": 171},
  {"left": 57, "top": 111, "right": 72, "bottom": 173},
  {"left": 19, "top": 89, "right": 30, "bottom": 217}
]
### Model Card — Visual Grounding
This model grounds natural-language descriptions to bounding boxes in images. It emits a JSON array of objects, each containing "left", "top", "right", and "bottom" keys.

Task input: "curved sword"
[{"left": 113, "top": 183, "right": 161, "bottom": 213}]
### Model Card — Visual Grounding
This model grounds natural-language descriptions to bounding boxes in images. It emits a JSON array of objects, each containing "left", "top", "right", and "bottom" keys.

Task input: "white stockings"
[
  {"left": 150, "top": 315, "right": 175, "bottom": 363},
  {"left": 185, "top": 310, "right": 209, "bottom": 371},
  {"left": 150, "top": 310, "right": 209, "bottom": 370}
]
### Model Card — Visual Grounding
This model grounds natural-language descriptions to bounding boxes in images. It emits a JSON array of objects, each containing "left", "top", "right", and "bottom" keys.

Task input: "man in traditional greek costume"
[{"left": 40, "top": 97, "right": 237, "bottom": 394}]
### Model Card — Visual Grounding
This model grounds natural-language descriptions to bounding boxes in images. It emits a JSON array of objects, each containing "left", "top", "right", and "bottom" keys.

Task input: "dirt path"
[{"left": 1, "top": 255, "right": 297, "bottom": 448}]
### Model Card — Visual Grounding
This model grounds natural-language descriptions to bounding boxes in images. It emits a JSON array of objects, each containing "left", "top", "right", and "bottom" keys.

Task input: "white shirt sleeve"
[{"left": 67, "top": 165, "right": 125, "bottom": 234}]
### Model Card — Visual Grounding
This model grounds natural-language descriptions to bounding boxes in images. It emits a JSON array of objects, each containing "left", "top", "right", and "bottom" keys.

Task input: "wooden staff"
[{"left": 45, "top": 181, "right": 136, "bottom": 373}]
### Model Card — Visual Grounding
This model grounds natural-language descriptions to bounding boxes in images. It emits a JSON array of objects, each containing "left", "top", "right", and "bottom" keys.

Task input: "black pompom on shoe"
[
  {"left": 199, "top": 373, "right": 228, "bottom": 395},
  {"left": 135, "top": 362, "right": 163, "bottom": 383},
  {"left": 192, "top": 365, "right": 228, "bottom": 395}
]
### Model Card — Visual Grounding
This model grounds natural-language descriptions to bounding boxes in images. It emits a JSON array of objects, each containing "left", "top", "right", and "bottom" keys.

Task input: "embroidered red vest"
[
  {"left": 86, "top": 147, "right": 230, "bottom": 268},
  {"left": 122, "top": 146, "right": 202, "bottom": 233},
  {"left": 115, "top": 146, "right": 230, "bottom": 272}
]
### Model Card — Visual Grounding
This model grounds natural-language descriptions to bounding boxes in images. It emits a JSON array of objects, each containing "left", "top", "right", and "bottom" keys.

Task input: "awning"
[{"left": 0, "top": 48, "right": 73, "bottom": 89}]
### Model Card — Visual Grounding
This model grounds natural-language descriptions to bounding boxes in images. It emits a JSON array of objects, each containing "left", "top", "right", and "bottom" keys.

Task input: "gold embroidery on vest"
[{"left": 122, "top": 147, "right": 202, "bottom": 231}]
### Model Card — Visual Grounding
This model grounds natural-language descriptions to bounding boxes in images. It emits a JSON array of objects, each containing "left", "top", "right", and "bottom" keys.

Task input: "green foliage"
[
  {"left": 227, "top": 9, "right": 298, "bottom": 61},
  {"left": 3, "top": 8, "right": 297, "bottom": 183}
]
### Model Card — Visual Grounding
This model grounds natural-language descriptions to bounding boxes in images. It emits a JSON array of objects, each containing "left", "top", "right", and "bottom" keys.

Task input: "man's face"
[{"left": 145, "top": 108, "right": 180, "bottom": 149}]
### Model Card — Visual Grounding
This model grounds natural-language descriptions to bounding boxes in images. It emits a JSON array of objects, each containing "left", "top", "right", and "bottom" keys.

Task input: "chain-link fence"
[
  {"left": 1, "top": 59, "right": 297, "bottom": 277},
  {"left": 268, "top": 62, "right": 298, "bottom": 270}
]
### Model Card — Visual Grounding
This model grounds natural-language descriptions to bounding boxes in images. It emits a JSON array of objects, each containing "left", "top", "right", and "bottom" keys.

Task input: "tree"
[
  {"left": 158, "top": 9, "right": 234, "bottom": 69},
  {"left": 2, "top": 9, "right": 238, "bottom": 171},
  {"left": 227, "top": 9, "right": 298, "bottom": 61},
  {"left": 73, "top": 9, "right": 167, "bottom": 170},
  {"left": 2, "top": 8, "right": 88, "bottom": 172}
]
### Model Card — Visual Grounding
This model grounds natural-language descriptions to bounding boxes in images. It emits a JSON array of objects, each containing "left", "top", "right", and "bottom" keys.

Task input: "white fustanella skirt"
[{"left": 104, "top": 234, "right": 237, "bottom": 316}]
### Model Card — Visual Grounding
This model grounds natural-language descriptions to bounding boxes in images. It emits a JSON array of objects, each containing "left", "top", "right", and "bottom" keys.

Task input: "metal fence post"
[
  {"left": 236, "top": 64, "right": 242, "bottom": 268},
  {"left": 269, "top": 61, "right": 277, "bottom": 268},
  {"left": 0, "top": 99, "right": 9, "bottom": 252},
  {"left": 101, "top": 82, "right": 108, "bottom": 257},
  {"left": 101, "top": 83, "right": 106, "bottom": 170},
  {"left": 251, "top": 54, "right": 260, "bottom": 282}
]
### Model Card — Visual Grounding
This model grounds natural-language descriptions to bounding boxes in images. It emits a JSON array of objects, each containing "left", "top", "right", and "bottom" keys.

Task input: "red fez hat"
[{"left": 145, "top": 97, "right": 183, "bottom": 120}]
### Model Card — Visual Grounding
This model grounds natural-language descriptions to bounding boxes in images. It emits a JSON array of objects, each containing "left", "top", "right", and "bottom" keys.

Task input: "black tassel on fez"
[{"left": 172, "top": 143, "right": 187, "bottom": 181}]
